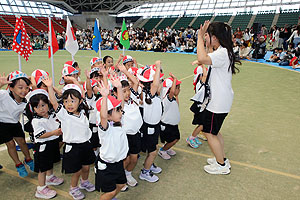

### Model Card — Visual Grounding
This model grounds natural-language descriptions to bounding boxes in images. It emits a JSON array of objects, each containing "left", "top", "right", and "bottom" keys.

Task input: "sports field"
[{"left": 0, "top": 50, "right": 299, "bottom": 200}]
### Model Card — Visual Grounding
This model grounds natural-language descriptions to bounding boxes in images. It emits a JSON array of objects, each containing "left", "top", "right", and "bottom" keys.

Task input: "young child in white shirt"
[{"left": 44, "top": 77, "right": 95, "bottom": 200}]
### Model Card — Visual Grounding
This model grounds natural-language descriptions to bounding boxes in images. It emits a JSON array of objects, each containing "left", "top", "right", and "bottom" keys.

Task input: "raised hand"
[
  {"left": 198, "top": 20, "right": 210, "bottom": 38},
  {"left": 0, "top": 73, "right": 11, "bottom": 87},
  {"left": 191, "top": 60, "right": 200, "bottom": 66},
  {"left": 63, "top": 76, "right": 76, "bottom": 83},
  {"left": 84, "top": 69, "right": 90, "bottom": 79},
  {"left": 117, "top": 63, "right": 127, "bottom": 72},
  {"left": 41, "top": 76, "right": 53, "bottom": 87},
  {"left": 155, "top": 60, "right": 161, "bottom": 67},
  {"left": 169, "top": 72, "right": 176, "bottom": 80},
  {"left": 100, "top": 67, "right": 108, "bottom": 77},
  {"left": 110, "top": 76, "right": 122, "bottom": 88},
  {"left": 98, "top": 81, "right": 109, "bottom": 97}
]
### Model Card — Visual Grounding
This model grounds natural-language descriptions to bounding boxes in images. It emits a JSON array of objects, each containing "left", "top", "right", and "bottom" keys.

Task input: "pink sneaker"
[
  {"left": 158, "top": 149, "right": 171, "bottom": 160},
  {"left": 46, "top": 175, "right": 64, "bottom": 186},
  {"left": 35, "top": 186, "right": 57, "bottom": 199},
  {"left": 69, "top": 187, "right": 85, "bottom": 200},
  {"left": 79, "top": 179, "right": 95, "bottom": 192}
]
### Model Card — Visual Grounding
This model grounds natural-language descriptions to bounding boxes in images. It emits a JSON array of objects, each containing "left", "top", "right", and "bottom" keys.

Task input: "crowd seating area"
[
  {"left": 230, "top": 14, "right": 252, "bottom": 30},
  {"left": 0, "top": 14, "right": 67, "bottom": 37}
]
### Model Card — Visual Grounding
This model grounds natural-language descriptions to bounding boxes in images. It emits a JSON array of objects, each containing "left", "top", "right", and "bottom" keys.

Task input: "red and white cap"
[
  {"left": 163, "top": 77, "right": 181, "bottom": 88},
  {"left": 90, "top": 57, "right": 102, "bottom": 67},
  {"left": 29, "top": 89, "right": 49, "bottom": 99},
  {"left": 162, "top": 77, "right": 181, "bottom": 98},
  {"left": 123, "top": 55, "right": 133, "bottom": 64},
  {"left": 83, "top": 79, "right": 99, "bottom": 91},
  {"left": 59, "top": 66, "right": 79, "bottom": 85},
  {"left": 128, "top": 67, "right": 138, "bottom": 76},
  {"left": 31, "top": 69, "right": 49, "bottom": 86},
  {"left": 64, "top": 61, "right": 74, "bottom": 68},
  {"left": 136, "top": 65, "right": 164, "bottom": 82},
  {"left": 62, "top": 84, "right": 82, "bottom": 95},
  {"left": 96, "top": 95, "right": 122, "bottom": 112},
  {"left": 193, "top": 66, "right": 203, "bottom": 86},
  {"left": 8, "top": 70, "right": 28, "bottom": 82}
]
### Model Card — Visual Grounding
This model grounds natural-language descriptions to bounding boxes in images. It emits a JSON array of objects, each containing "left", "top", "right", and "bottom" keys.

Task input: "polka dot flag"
[{"left": 12, "top": 16, "right": 33, "bottom": 62}]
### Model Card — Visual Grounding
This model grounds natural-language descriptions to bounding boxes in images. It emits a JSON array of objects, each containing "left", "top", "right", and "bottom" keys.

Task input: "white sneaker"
[
  {"left": 207, "top": 157, "right": 231, "bottom": 169},
  {"left": 158, "top": 149, "right": 171, "bottom": 160},
  {"left": 126, "top": 173, "right": 138, "bottom": 187},
  {"left": 204, "top": 163, "right": 230, "bottom": 175},
  {"left": 166, "top": 148, "right": 176, "bottom": 156},
  {"left": 35, "top": 186, "right": 57, "bottom": 199},
  {"left": 139, "top": 170, "right": 159, "bottom": 183},
  {"left": 150, "top": 163, "right": 162, "bottom": 174},
  {"left": 120, "top": 184, "right": 128, "bottom": 192}
]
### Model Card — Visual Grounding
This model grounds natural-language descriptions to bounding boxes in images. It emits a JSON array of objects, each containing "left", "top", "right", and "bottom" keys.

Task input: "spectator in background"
[
  {"left": 243, "top": 28, "right": 251, "bottom": 46},
  {"left": 251, "top": 35, "right": 266, "bottom": 59},
  {"left": 287, "top": 25, "right": 300, "bottom": 48},
  {"left": 239, "top": 42, "right": 251, "bottom": 59},
  {"left": 234, "top": 27, "right": 243, "bottom": 44},
  {"left": 272, "top": 25, "right": 280, "bottom": 48},
  {"left": 34, "top": 38, "right": 41, "bottom": 50}
]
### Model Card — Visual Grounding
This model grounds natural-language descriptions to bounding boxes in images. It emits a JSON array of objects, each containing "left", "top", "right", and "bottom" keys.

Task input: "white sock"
[
  {"left": 37, "top": 185, "right": 47, "bottom": 191},
  {"left": 125, "top": 170, "right": 131, "bottom": 176}
]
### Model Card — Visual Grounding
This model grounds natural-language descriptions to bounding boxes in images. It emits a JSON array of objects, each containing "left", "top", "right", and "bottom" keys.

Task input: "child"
[
  {"left": 123, "top": 55, "right": 138, "bottom": 70},
  {"left": 137, "top": 62, "right": 164, "bottom": 183},
  {"left": 196, "top": 20, "right": 240, "bottom": 174},
  {"left": 158, "top": 73, "right": 181, "bottom": 160},
  {"left": 43, "top": 78, "right": 95, "bottom": 199},
  {"left": 26, "top": 89, "right": 64, "bottom": 199},
  {"left": 0, "top": 71, "right": 34, "bottom": 177},
  {"left": 90, "top": 57, "right": 103, "bottom": 69},
  {"left": 95, "top": 79, "right": 129, "bottom": 200},
  {"left": 290, "top": 51, "right": 300, "bottom": 69},
  {"left": 115, "top": 64, "right": 143, "bottom": 188},
  {"left": 186, "top": 65, "right": 208, "bottom": 148},
  {"left": 59, "top": 65, "right": 79, "bottom": 85}
]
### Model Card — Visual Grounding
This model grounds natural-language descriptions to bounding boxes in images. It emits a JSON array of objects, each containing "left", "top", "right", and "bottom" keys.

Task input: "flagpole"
[
  {"left": 99, "top": 43, "right": 101, "bottom": 59},
  {"left": 123, "top": 46, "right": 125, "bottom": 55},
  {"left": 72, "top": 55, "right": 74, "bottom": 62},
  {"left": 49, "top": 16, "right": 55, "bottom": 86},
  {"left": 18, "top": 54, "right": 22, "bottom": 71}
]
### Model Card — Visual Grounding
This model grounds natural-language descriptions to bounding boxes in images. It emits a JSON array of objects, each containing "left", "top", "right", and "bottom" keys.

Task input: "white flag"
[{"left": 65, "top": 17, "right": 79, "bottom": 57}]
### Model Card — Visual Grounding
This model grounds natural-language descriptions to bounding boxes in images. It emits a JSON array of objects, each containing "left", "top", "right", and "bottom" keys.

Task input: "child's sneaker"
[
  {"left": 0, "top": 164, "right": 3, "bottom": 169},
  {"left": 46, "top": 175, "right": 64, "bottom": 186},
  {"left": 150, "top": 163, "right": 162, "bottom": 174},
  {"left": 120, "top": 184, "right": 128, "bottom": 192},
  {"left": 207, "top": 157, "right": 231, "bottom": 169},
  {"left": 166, "top": 148, "right": 176, "bottom": 156},
  {"left": 158, "top": 149, "right": 171, "bottom": 160},
  {"left": 194, "top": 137, "right": 202, "bottom": 145},
  {"left": 204, "top": 162, "right": 230, "bottom": 175},
  {"left": 139, "top": 170, "right": 159, "bottom": 183},
  {"left": 16, "top": 164, "right": 28, "bottom": 177},
  {"left": 126, "top": 173, "right": 138, "bottom": 187},
  {"left": 186, "top": 137, "right": 199, "bottom": 148},
  {"left": 198, "top": 131, "right": 207, "bottom": 141},
  {"left": 24, "top": 159, "right": 34, "bottom": 171},
  {"left": 69, "top": 187, "right": 85, "bottom": 200},
  {"left": 79, "top": 179, "right": 95, "bottom": 192},
  {"left": 35, "top": 186, "right": 57, "bottom": 199}
]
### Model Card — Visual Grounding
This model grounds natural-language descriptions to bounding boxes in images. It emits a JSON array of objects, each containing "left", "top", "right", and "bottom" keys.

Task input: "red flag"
[
  {"left": 12, "top": 16, "right": 33, "bottom": 61},
  {"left": 48, "top": 18, "right": 59, "bottom": 58}
]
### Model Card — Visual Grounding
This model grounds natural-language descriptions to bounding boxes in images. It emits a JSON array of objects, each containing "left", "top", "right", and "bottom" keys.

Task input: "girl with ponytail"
[{"left": 196, "top": 21, "right": 240, "bottom": 175}]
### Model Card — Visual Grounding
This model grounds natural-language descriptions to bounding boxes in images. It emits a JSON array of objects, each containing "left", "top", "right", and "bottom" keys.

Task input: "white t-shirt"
[
  {"left": 122, "top": 89, "right": 143, "bottom": 135},
  {"left": 143, "top": 91, "right": 162, "bottom": 125},
  {"left": 0, "top": 90, "right": 27, "bottom": 123},
  {"left": 98, "top": 123, "right": 128, "bottom": 163},
  {"left": 31, "top": 113, "right": 60, "bottom": 143},
  {"left": 207, "top": 46, "right": 234, "bottom": 113},
  {"left": 55, "top": 104, "right": 92, "bottom": 143},
  {"left": 85, "top": 95, "right": 99, "bottom": 125},
  {"left": 161, "top": 95, "right": 180, "bottom": 125}
]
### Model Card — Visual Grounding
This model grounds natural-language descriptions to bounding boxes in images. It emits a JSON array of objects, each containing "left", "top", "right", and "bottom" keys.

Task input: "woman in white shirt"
[
  {"left": 196, "top": 21, "right": 240, "bottom": 175},
  {"left": 287, "top": 25, "right": 300, "bottom": 48}
]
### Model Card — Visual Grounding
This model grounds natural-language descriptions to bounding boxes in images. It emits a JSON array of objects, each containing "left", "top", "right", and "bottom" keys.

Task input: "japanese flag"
[{"left": 65, "top": 17, "right": 78, "bottom": 57}]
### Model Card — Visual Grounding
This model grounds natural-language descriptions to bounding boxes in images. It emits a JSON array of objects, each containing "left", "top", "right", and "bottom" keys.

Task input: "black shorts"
[
  {"left": 202, "top": 109, "right": 228, "bottom": 135},
  {"left": 62, "top": 141, "right": 96, "bottom": 174},
  {"left": 95, "top": 157, "right": 126, "bottom": 193},
  {"left": 160, "top": 122, "right": 180, "bottom": 143},
  {"left": 127, "top": 133, "right": 141, "bottom": 155},
  {"left": 34, "top": 138, "right": 61, "bottom": 173},
  {"left": 0, "top": 122, "right": 25, "bottom": 144},
  {"left": 140, "top": 122, "right": 160, "bottom": 153},
  {"left": 192, "top": 111, "right": 204, "bottom": 125},
  {"left": 89, "top": 123, "right": 100, "bottom": 148}
]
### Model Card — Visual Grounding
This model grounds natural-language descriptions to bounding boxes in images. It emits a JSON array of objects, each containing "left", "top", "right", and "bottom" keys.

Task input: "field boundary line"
[{"left": 170, "top": 146, "right": 300, "bottom": 180}]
